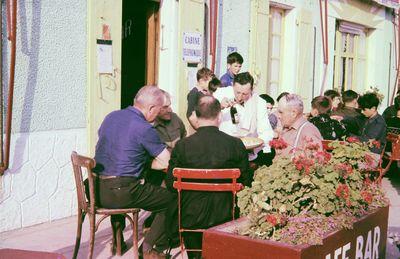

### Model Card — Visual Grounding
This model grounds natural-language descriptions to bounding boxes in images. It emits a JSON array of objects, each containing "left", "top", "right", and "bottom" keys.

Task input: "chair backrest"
[
  {"left": 388, "top": 133, "right": 400, "bottom": 160},
  {"left": 71, "top": 151, "right": 96, "bottom": 213},
  {"left": 172, "top": 168, "right": 243, "bottom": 193}
]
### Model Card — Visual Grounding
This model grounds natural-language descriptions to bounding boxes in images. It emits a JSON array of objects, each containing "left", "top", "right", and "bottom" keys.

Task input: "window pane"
[
  {"left": 356, "top": 60, "right": 366, "bottom": 92},
  {"left": 272, "top": 10, "right": 282, "bottom": 34},
  {"left": 347, "top": 58, "right": 353, "bottom": 89},
  {"left": 358, "top": 33, "right": 366, "bottom": 56},
  {"left": 342, "top": 33, "right": 347, "bottom": 53},
  {"left": 269, "top": 82, "right": 279, "bottom": 98},
  {"left": 271, "top": 36, "right": 280, "bottom": 57},
  {"left": 348, "top": 34, "right": 354, "bottom": 54},
  {"left": 270, "top": 59, "right": 280, "bottom": 82}
]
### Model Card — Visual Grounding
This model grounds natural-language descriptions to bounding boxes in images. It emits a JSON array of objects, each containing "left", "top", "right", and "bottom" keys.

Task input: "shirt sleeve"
[
  {"left": 140, "top": 127, "right": 167, "bottom": 158},
  {"left": 220, "top": 73, "right": 230, "bottom": 88},
  {"left": 256, "top": 96, "right": 274, "bottom": 153}
]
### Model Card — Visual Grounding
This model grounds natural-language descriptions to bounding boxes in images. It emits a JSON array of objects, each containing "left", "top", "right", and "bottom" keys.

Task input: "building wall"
[
  {"left": 0, "top": 0, "right": 87, "bottom": 232},
  {"left": 215, "top": 0, "right": 251, "bottom": 78}
]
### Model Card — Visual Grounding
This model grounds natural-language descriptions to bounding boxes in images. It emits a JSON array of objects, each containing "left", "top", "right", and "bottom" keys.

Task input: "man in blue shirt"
[{"left": 95, "top": 85, "right": 174, "bottom": 258}]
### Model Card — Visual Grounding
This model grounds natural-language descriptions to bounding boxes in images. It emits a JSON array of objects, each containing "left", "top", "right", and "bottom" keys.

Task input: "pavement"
[{"left": 0, "top": 171, "right": 399, "bottom": 259}]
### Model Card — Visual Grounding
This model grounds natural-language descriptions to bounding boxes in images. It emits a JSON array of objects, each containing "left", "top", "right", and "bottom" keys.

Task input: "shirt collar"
[
  {"left": 197, "top": 126, "right": 219, "bottom": 132},
  {"left": 290, "top": 116, "right": 307, "bottom": 130},
  {"left": 127, "top": 106, "right": 146, "bottom": 120},
  {"left": 226, "top": 70, "right": 235, "bottom": 79}
]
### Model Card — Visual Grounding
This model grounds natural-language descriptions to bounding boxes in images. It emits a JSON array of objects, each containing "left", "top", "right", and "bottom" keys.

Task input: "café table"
[{"left": 240, "top": 136, "right": 264, "bottom": 150}]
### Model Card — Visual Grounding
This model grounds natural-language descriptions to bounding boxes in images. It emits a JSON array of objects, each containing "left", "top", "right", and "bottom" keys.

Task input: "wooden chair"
[
  {"left": 172, "top": 168, "right": 244, "bottom": 257},
  {"left": 71, "top": 151, "right": 140, "bottom": 259},
  {"left": 376, "top": 133, "right": 400, "bottom": 182}
]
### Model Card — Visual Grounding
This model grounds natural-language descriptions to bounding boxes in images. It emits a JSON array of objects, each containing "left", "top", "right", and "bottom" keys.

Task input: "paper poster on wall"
[
  {"left": 227, "top": 46, "right": 237, "bottom": 54},
  {"left": 183, "top": 32, "right": 203, "bottom": 63},
  {"left": 96, "top": 39, "right": 113, "bottom": 74}
]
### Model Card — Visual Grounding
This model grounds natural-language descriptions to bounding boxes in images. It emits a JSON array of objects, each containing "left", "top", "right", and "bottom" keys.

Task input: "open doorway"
[{"left": 121, "top": 0, "right": 160, "bottom": 109}]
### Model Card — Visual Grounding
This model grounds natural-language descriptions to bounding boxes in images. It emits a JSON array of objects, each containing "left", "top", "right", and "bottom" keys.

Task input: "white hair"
[
  {"left": 134, "top": 85, "right": 164, "bottom": 107},
  {"left": 281, "top": 94, "right": 304, "bottom": 114}
]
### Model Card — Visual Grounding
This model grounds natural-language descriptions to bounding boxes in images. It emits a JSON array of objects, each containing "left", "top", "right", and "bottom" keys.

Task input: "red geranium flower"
[
  {"left": 371, "top": 140, "right": 381, "bottom": 149},
  {"left": 265, "top": 214, "right": 278, "bottom": 226},
  {"left": 347, "top": 136, "right": 360, "bottom": 143},
  {"left": 361, "top": 190, "right": 373, "bottom": 204},
  {"left": 336, "top": 184, "right": 350, "bottom": 199},
  {"left": 336, "top": 163, "right": 353, "bottom": 175},
  {"left": 269, "top": 138, "right": 288, "bottom": 150}
]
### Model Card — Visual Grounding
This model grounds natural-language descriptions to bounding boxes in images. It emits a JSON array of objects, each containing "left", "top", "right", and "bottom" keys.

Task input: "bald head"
[
  {"left": 133, "top": 85, "right": 165, "bottom": 123},
  {"left": 195, "top": 95, "right": 221, "bottom": 120}
]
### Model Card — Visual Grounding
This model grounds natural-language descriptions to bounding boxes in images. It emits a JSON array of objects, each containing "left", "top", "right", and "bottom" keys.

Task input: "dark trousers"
[{"left": 98, "top": 177, "right": 176, "bottom": 252}]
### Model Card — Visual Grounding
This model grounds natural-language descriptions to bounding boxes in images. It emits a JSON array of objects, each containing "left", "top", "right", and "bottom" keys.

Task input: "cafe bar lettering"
[{"left": 325, "top": 226, "right": 381, "bottom": 259}]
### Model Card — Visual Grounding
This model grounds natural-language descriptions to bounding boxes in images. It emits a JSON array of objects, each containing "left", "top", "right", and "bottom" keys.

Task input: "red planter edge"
[{"left": 202, "top": 206, "right": 389, "bottom": 259}]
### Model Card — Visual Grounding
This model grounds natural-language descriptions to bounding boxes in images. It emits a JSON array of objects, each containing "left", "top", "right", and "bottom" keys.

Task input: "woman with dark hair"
[
  {"left": 357, "top": 93, "right": 386, "bottom": 154},
  {"left": 324, "top": 89, "right": 341, "bottom": 111},
  {"left": 309, "top": 96, "right": 347, "bottom": 140}
]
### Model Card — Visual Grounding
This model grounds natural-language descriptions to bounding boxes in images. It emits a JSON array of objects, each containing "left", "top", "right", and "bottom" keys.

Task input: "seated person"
[
  {"left": 259, "top": 93, "right": 278, "bottom": 130},
  {"left": 324, "top": 89, "right": 341, "bottom": 111},
  {"left": 309, "top": 96, "right": 347, "bottom": 140},
  {"left": 187, "top": 68, "right": 214, "bottom": 130},
  {"left": 383, "top": 94, "right": 400, "bottom": 123},
  {"left": 357, "top": 93, "right": 386, "bottom": 155},
  {"left": 332, "top": 90, "right": 365, "bottom": 135},
  {"left": 94, "top": 85, "right": 174, "bottom": 258},
  {"left": 213, "top": 72, "right": 274, "bottom": 165},
  {"left": 146, "top": 90, "right": 187, "bottom": 186},
  {"left": 165, "top": 95, "right": 251, "bottom": 259},
  {"left": 276, "top": 94, "right": 323, "bottom": 157}
]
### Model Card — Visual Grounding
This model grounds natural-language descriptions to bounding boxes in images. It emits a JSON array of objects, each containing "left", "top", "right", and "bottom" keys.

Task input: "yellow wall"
[{"left": 87, "top": 0, "right": 122, "bottom": 155}]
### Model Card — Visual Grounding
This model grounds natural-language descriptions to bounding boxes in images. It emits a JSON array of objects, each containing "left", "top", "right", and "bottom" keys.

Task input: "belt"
[{"left": 94, "top": 173, "right": 138, "bottom": 180}]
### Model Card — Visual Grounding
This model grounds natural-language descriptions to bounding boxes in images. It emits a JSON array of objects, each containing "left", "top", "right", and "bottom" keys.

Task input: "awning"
[{"left": 372, "top": 0, "right": 400, "bottom": 9}]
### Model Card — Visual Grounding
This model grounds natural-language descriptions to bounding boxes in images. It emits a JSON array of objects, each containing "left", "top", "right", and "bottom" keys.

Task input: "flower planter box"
[{"left": 202, "top": 206, "right": 389, "bottom": 259}]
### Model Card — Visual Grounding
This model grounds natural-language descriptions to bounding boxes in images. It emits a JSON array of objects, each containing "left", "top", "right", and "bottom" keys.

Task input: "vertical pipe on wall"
[
  {"left": 391, "top": 9, "right": 400, "bottom": 105},
  {"left": 319, "top": 0, "right": 329, "bottom": 96},
  {"left": 210, "top": 0, "right": 218, "bottom": 72},
  {"left": 0, "top": 0, "right": 17, "bottom": 175}
]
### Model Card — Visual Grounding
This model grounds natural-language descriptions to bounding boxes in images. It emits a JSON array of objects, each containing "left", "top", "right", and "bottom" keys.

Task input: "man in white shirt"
[{"left": 213, "top": 72, "right": 274, "bottom": 165}]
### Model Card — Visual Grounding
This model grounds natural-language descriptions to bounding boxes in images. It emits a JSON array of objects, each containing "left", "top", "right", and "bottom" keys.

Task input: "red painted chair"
[
  {"left": 172, "top": 168, "right": 244, "bottom": 257},
  {"left": 376, "top": 133, "right": 400, "bottom": 182}
]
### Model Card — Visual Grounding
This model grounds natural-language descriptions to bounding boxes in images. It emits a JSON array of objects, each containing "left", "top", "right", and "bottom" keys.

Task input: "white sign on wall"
[{"left": 183, "top": 32, "right": 203, "bottom": 63}]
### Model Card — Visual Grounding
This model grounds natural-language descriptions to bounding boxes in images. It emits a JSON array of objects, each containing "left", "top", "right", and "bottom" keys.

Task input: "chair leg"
[
  {"left": 72, "top": 210, "right": 86, "bottom": 259},
  {"left": 88, "top": 214, "right": 96, "bottom": 259},
  {"left": 132, "top": 212, "right": 139, "bottom": 259}
]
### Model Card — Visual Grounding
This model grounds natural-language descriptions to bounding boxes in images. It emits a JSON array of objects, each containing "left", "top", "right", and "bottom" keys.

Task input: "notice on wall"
[
  {"left": 183, "top": 32, "right": 203, "bottom": 63},
  {"left": 227, "top": 46, "right": 237, "bottom": 54},
  {"left": 96, "top": 39, "right": 113, "bottom": 74}
]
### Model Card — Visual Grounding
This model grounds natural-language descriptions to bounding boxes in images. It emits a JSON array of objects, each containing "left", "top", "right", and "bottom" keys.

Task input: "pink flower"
[
  {"left": 371, "top": 140, "right": 381, "bottom": 149},
  {"left": 361, "top": 190, "right": 373, "bottom": 204},
  {"left": 336, "top": 163, "right": 353, "bottom": 176}
]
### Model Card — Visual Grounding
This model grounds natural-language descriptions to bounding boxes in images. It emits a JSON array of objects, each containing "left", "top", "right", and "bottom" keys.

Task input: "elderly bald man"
[
  {"left": 94, "top": 85, "right": 175, "bottom": 258},
  {"left": 276, "top": 94, "right": 323, "bottom": 157}
]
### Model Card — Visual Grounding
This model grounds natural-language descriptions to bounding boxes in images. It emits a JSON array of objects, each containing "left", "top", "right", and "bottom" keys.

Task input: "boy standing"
[
  {"left": 187, "top": 67, "right": 214, "bottom": 129},
  {"left": 220, "top": 52, "right": 243, "bottom": 87}
]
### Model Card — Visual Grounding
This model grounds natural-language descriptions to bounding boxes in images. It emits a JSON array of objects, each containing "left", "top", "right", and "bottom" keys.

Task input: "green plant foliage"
[{"left": 237, "top": 138, "right": 389, "bottom": 245}]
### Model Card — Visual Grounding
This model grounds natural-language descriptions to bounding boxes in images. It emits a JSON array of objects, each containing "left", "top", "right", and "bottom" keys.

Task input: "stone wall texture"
[
  {"left": 0, "top": 128, "right": 86, "bottom": 232},
  {"left": 2, "top": 0, "right": 87, "bottom": 133}
]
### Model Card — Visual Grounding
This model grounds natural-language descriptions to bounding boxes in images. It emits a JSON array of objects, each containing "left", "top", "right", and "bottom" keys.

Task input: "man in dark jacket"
[{"left": 165, "top": 95, "right": 251, "bottom": 258}]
